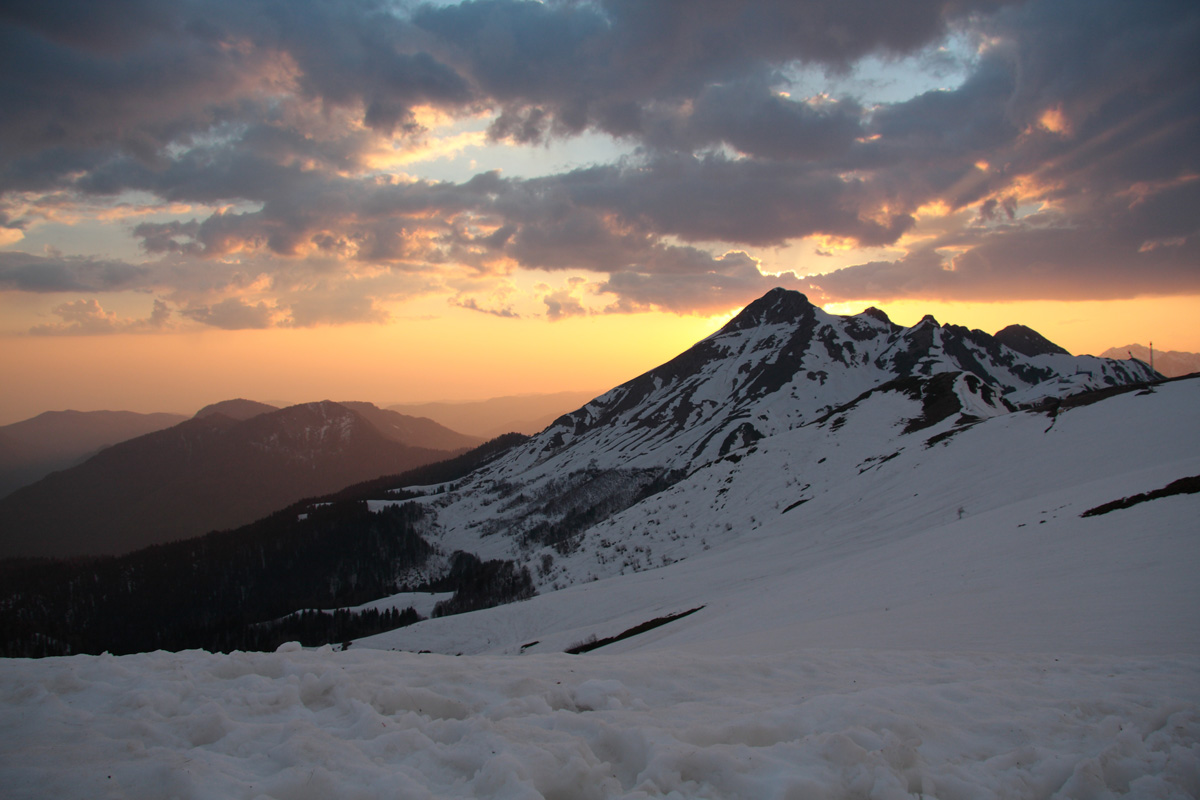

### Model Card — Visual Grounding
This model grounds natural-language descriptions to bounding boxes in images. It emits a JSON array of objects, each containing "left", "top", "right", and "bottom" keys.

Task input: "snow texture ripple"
[{"left": 2, "top": 646, "right": 1196, "bottom": 799}]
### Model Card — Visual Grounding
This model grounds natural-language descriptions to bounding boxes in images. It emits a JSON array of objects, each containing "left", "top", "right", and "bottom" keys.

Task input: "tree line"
[{"left": 0, "top": 432, "right": 536, "bottom": 657}]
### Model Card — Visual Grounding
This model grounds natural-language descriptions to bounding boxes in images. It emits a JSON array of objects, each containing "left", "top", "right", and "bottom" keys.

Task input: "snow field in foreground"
[{"left": 2, "top": 646, "right": 1197, "bottom": 799}]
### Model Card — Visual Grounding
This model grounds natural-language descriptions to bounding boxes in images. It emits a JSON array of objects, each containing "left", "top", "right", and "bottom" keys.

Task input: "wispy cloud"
[{"left": 30, "top": 298, "right": 171, "bottom": 335}]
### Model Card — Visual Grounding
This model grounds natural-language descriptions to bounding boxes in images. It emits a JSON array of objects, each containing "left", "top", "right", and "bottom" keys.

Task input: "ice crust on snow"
[{"left": 2, "top": 647, "right": 1196, "bottom": 800}]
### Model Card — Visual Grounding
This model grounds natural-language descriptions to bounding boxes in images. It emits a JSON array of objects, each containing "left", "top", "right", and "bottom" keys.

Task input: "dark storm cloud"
[
  {"left": 118, "top": 156, "right": 509, "bottom": 266},
  {"left": 414, "top": 0, "right": 1012, "bottom": 142},
  {"left": 649, "top": 82, "right": 866, "bottom": 162},
  {"left": 997, "top": 0, "right": 1200, "bottom": 197},
  {"left": 598, "top": 251, "right": 805, "bottom": 315},
  {"left": 0, "top": 0, "right": 473, "bottom": 193},
  {"left": 805, "top": 227, "right": 1200, "bottom": 304},
  {"left": 0, "top": 7, "right": 270, "bottom": 192},
  {"left": 536, "top": 155, "right": 914, "bottom": 248},
  {"left": 0, "top": 251, "right": 152, "bottom": 292},
  {"left": 1, "top": 0, "right": 1003, "bottom": 191},
  {"left": 745, "top": 0, "right": 1199, "bottom": 308},
  {"left": 857, "top": 52, "right": 1020, "bottom": 211}
]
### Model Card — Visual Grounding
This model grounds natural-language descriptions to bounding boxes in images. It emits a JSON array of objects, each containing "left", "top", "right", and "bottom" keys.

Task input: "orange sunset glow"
[{"left": 1, "top": 0, "right": 1197, "bottom": 424}]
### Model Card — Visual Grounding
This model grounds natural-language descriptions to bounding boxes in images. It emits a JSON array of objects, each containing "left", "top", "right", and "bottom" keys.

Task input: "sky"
[{"left": 1, "top": 0, "right": 1198, "bottom": 423}]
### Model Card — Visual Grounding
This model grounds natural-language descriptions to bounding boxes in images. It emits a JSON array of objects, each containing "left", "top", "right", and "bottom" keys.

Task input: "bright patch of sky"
[
  {"left": 400, "top": 124, "right": 637, "bottom": 184},
  {"left": 784, "top": 30, "right": 976, "bottom": 107},
  {"left": 7, "top": 195, "right": 265, "bottom": 263}
]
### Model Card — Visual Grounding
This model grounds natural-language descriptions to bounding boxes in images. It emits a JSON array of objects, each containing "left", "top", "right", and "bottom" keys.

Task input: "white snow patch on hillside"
[{"left": 362, "top": 379, "right": 1198, "bottom": 661}]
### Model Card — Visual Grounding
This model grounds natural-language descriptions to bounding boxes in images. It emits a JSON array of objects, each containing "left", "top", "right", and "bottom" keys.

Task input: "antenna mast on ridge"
[{"left": 1150, "top": 340, "right": 1154, "bottom": 373}]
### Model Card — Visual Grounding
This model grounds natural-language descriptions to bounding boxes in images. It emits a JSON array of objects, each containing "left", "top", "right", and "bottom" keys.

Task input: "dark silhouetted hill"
[
  {"left": 994, "top": 324, "right": 1071, "bottom": 357},
  {"left": 0, "top": 409, "right": 188, "bottom": 499},
  {"left": 194, "top": 398, "right": 279, "bottom": 420},
  {"left": 338, "top": 402, "right": 483, "bottom": 450},
  {"left": 0, "top": 401, "right": 468, "bottom": 558}
]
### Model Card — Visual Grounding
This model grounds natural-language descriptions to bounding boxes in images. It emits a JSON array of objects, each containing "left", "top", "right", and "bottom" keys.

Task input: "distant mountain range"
[
  {"left": 1100, "top": 344, "right": 1200, "bottom": 378},
  {"left": 0, "top": 401, "right": 481, "bottom": 558},
  {"left": 389, "top": 391, "right": 601, "bottom": 438},
  {"left": 0, "top": 410, "right": 188, "bottom": 499}
]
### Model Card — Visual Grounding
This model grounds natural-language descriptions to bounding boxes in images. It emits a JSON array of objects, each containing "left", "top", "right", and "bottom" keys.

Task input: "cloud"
[
  {"left": 641, "top": 81, "right": 867, "bottom": 162},
  {"left": 597, "top": 251, "right": 806, "bottom": 315},
  {"left": 0, "top": 0, "right": 476, "bottom": 192},
  {"left": 802, "top": 194, "right": 1200, "bottom": 304},
  {"left": 0, "top": 250, "right": 152, "bottom": 292},
  {"left": 0, "top": 0, "right": 1197, "bottom": 321},
  {"left": 283, "top": 283, "right": 390, "bottom": 327},
  {"left": 454, "top": 296, "right": 521, "bottom": 318},
  {"left": 180, "top": 297, "right": 276, "bottom": 329},
  {"left": 542, "top": 288, "right": 586, "bottom": 319},
  {"left": 523, "top": 155, "right": 916, "bottom": 248},
  {"left": 29, "top": 297, "right": 171, "bottom": 335},
  {"left": 414, "top": 0, "right": 1012, "bottom": 142}
]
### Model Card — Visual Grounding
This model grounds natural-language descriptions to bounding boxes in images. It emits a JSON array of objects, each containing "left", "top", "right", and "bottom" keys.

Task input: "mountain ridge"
[
  {"left": 194, "top": 398, "right": 279, "bottom": 421},
  {"left": 517, "top": 289, "right": 1154, "bottom": 475},
  {"left": 0, "top": 400, "right": 478, "bottom": 558}
]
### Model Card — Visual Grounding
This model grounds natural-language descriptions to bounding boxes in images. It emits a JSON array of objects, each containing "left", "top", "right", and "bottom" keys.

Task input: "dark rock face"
[
  {"left": 994, "top": 325, "right": 1071, "bottom": 358},
  {"left": 861, "top": 307, "right": 893, "bottom": 325},
  {"left": 719, "top": 287, "right": 815, "bottom": 332},
  {"left": 719, "top": 423, "right": 765, "bottom": 457}
]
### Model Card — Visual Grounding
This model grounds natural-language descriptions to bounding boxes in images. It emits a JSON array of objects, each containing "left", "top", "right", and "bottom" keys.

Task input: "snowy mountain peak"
[
  {"left": 994, "top": 324, "right": 1071, "bottom": 357},
  {"left": 718, "top": 287, "right": 816, "bottom": 333},
  {"left": 515, "top": 288, "right": 1158, "bottom": 474},
  {"left": 859, "top": 306, "right": 894, "bottom": 326}
]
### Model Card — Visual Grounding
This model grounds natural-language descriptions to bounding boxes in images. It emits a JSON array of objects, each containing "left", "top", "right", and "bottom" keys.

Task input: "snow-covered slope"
[{"left": 359, "top": 374, "right": 1198, "bottom": 659}]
